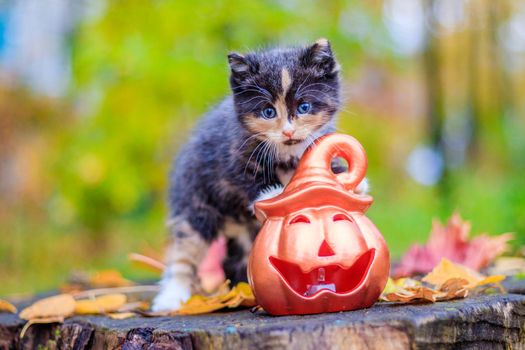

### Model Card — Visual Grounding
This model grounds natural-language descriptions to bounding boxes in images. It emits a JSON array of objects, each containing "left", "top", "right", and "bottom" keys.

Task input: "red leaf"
[{"left": 395, "top": 213, "right": 512, "bottom": 277}]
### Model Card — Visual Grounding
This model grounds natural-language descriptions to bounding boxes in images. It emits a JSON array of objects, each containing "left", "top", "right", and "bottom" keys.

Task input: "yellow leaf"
[
  {"left": 236, "top": 282, "right": 254, "bottom": 298},
  {"left": 19, "top": 294, "right": 76, "bottom": 321},
  {"left": 75, "top": 294, "right": 127, "bottom": 314},
  {"left": 89, "top": 270, "right": 133, "bottom": 288},
  {"left": 422, "top": 258, "right": 483, "bottom": 288},
  {"left": 173, "top": 282, "right": 257, "bottom": 315},
  {"left": 177, "top": 302, "right": 226, "bottom": 315},
  {"left": 478, "top": 275, "right": 506, "bottom": 285},
  {"left": 0, "top": 299, "right": 17, "bottom": 314},
  {"left": 20, "top": 316, "right": 64, "bottom": 339},
  {"left": 107, "top": 312, "right": 136, "bottom": 320}
]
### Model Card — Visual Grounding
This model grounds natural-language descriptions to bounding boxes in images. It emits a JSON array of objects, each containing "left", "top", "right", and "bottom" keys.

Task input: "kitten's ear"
[
  {"left": 228, "top": 52, "right": 258, "bottom": 82},
  {"left": 301, "top": 38, "right": 339, "bottom": 76}
]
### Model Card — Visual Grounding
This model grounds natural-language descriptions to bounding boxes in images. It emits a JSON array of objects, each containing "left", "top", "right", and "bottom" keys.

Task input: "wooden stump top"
[{"left": 1, "top": 279, "right": 525, "bottom": 349}]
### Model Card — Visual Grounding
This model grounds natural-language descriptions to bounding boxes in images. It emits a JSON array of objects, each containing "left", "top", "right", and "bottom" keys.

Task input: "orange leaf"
[
  {"left": 0, "top": 299, "right": 17, "bottom": 314},
  {"left": 422, "top": 258, "right": 483, "bottom": 288},
  {"left": 19, "top": 294, "right": 76, "bottom": 321},
  {"left": 75, "top": 294, "right": 127, "bottom": 314},
  {"left": 89, "top": 270, "right": 133, "bottom": 288}
]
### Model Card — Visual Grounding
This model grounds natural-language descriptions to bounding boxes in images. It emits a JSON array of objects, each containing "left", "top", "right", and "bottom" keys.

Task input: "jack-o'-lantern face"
[
  {"left": 268, "top": 208, "right": 375, "bottom": 298},
  {"left": 248, "top": 134, "right": 390, "bottom": 315}
]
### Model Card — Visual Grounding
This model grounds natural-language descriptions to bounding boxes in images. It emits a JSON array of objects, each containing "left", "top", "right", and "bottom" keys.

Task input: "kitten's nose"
[{"left": 282, "top": 130, "right": 295, "bottom": 138}]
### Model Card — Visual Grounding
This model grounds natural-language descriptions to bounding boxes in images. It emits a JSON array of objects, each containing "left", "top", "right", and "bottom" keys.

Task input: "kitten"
[{"left": 152, "top": 39, "right": 367, "bottom": 311}]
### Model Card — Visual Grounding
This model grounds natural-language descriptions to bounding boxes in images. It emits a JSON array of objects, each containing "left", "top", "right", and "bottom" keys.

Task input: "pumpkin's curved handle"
[{"left": 298, "top": 134, "right": 367, "bottom": 192}]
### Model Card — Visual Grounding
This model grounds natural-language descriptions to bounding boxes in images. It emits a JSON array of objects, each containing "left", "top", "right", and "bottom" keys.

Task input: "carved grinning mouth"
[{"left": 269, "top": 249, "right": 375, "bottom": 297}]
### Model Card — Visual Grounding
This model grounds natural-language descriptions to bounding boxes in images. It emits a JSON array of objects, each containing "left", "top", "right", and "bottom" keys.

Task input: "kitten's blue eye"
[
  {"left": 297, "top": 102, "right": 312, "bottom": 115},
  {"left": 261, "top": 107, "right": 276, "bottom": 119}
]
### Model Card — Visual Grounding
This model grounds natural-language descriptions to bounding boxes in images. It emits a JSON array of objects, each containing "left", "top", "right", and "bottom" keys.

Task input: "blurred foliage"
[{"left": 2, "top": 0, "right": 525, "bottom": 295}]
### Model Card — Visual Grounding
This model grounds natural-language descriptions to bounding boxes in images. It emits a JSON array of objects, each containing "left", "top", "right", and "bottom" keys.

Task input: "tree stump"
[{"left": 1, "top": 278, "right": 525, "bottom": 349}]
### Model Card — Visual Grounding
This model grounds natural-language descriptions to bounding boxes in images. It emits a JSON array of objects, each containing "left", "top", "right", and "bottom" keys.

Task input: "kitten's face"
[{"left": 228, "top": 39, "right": 340, "bottom": 160}]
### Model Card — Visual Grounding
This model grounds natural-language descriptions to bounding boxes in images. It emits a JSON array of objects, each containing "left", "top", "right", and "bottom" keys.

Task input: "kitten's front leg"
[{"left": 152, "top": 217, "right": 209, "bottom": 312}]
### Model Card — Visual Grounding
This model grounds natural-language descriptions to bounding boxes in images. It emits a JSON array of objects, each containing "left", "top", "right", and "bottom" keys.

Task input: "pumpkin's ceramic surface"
[{"left": 248, "top": 133, "right": 390, "bottom": 315}]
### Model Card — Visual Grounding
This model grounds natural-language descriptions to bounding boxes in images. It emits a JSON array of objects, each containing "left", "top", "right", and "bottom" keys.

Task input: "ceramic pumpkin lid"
[{"left": 254, "top": 133, "right": 373, "bottom": 220}]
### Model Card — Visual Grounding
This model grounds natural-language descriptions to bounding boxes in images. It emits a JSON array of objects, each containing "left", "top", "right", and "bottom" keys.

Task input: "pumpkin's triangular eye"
[{"left": 318, "top": 240, "right": 335, "bottom": 257}]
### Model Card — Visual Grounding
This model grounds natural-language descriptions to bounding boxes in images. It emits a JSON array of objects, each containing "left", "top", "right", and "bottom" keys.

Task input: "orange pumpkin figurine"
[{"left": 248, "top": 133, "right": 390, "bottom": 315}]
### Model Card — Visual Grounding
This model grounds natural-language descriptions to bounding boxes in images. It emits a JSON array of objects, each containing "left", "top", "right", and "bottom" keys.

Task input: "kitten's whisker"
[
  {"left": 244, "top": 140, "right": 267, "bottom": 177},
  {"left": 294, "top": 71, "right": 315, "bottom": 98},
  {"left": 237, "top": 96, "right": 270, "bottom": 106},
  {"left": 296, "top": 92, "right": 336, "bottom": 102},
  {"left": 232, "top": 84, "right": 272, "bottom": 99},
  {"left": 232, "top": 89, "right": 270, "bottom": 97},
  {"left": 254, "top": 140, "right": 270, "bottom": 180},
  {"left": 236, "top": 132, "right": 265, "bottom": 153},
  {"left": 258, "top": 140, "right": 272, "bottom": 184},
  {"left": 251, "top": 82, "right": 273, "bottom": 99},
  {"left": 297, "top": 82, "right": 338, "bottom": 93},
  {"left": 250, "top": 99, "right": 269, "bottom": 110}
]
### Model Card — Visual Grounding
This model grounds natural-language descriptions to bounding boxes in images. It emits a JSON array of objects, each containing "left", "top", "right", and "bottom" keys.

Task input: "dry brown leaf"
[
  {"left": 19, "top": 294, "right": 76, "bottom": 321},
  {"left": 75, "top": 294, "right": 127, "bottom": 315},
  {"left": 385, "top": 260, "right": 504, "bottom": 305},
  {"left": 0, "top": 299, "right": 17, "bottom": 313},
  {"left": 89, "top": 270, "right": 133, "bottom": 288},
  {"left": 384, "top": 279, "right": 469, "bottom": 304},
  {"left": 19, "top": 316, "right": 64, "bottom": 339},
  {"left": 107, "top": 312, "right": 136, "bottom": 320},
  {"left": 385, "top": 286, "right": 442, "bottom": 303}
]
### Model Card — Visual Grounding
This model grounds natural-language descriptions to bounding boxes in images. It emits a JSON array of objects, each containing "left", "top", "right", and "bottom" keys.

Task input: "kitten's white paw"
[
  {"left": 248, "top": 184, "right": 284, "bottom": 213},
  {"left": 355, "top": 178, "right": 370, "bottom": 195},
  {"left": 152, "top": 280, "right": 191, "bottom": 312}
]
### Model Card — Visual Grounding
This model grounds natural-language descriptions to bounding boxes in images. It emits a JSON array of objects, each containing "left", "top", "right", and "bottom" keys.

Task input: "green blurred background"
[{"left": 1, "top": 0, "right": 524, "bottom": 296}]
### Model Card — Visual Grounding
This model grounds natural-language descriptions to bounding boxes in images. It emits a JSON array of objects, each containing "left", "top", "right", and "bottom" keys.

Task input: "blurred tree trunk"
[
  {"left": 465, "top": 0, "right": 481, "bottom": 161},
  {"left": 421, "top": 0, "right": 451, "bottom": 211}
]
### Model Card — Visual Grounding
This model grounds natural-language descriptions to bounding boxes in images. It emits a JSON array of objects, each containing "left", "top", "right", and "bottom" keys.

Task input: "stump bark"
[{"left": 1, "top": 278, "right": 525, "bottom": 350}]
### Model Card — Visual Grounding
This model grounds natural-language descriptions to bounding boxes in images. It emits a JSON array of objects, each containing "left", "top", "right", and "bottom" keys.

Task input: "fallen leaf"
[
  {"left": 75, "top": 294, "right": 127, "bottom": 314},
  {"left": 395, "top": 213, "right": 512, "bottom": 277},
  {"left": 478, "top": 275, "right": 506, "bottom": 286},
  {"left": 107, "top": 312, "right": 136, "bottom": 320},
  {"left": 19, "top": 294, "right": 76, "bottom": 321},
  {"left": 177, "top": 302, "right": 226, "bottom": 315},
  {"left": 174, "top": 282, "right": 257, "bottom": 315},
  {"left": 19, "top": 316, "right": 64, "bottom": 339},
  {"left": 383, "top": 259, "right": 504, "bottom": 305},
  {"left": 0, "top": 299, "right": 17, "bottom": 314},
  {"left": 385, "top": 286, "right": 443, "bottom": 303},
  {"left": 89, "top": 270, "right": 133, "bottom": 288},
  {"left": 422, "top": 258, "right": 483, "bottom": 288}
]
